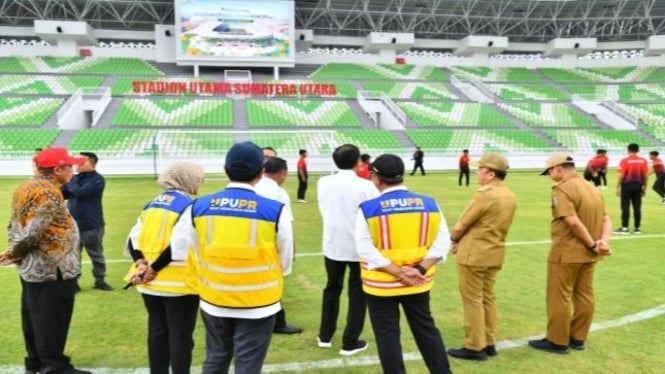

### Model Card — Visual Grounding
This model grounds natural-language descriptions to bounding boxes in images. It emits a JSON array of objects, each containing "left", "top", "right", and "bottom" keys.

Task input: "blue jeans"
[{"left": 201, "top": 311, "right": 275, "bottom": 374}]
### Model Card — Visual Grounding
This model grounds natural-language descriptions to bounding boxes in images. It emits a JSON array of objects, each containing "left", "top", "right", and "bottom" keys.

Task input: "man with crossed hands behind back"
[
  {"left": 356, "top": 154, "right": 453, "bottom": 374},
  {"left": 529, "top": 153, "right": 612, "bottom": 354}
]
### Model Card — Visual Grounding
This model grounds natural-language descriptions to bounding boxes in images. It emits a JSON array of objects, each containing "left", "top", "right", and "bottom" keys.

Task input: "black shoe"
[
  {"left": 528, "top": 338, "right": 569, "bottom": 354},
  {"left": 273, "top": 324, "right": 304, "bottom": 334},
  {"left": 339, "top": 340, "right": 368, "bottom": 356},
  {"left": 447, "top": 347, "right": 488, "bottom": 361},
  {"left": 93, "top": 281, "right": 113, "bottom": 291},
  {"left": 485, "top": 345, "right": 497, "bottom": 357},
  {"left": 25, "top": 370, "right": 39, "bottom": 374},
  {"left": 569, "top": 338, "right": 585, "bottom": 351}
]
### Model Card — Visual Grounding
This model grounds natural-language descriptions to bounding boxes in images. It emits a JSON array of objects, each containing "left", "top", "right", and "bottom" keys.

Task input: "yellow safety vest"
[
  {"left": 191, "top": 188, "right": 284, "bottom": 308},
  {"left": 125, "top": 191, "right": 195, "bottom": 295},
  {"left": 359, "top": 190, "right": 441, "bottom": 297}
]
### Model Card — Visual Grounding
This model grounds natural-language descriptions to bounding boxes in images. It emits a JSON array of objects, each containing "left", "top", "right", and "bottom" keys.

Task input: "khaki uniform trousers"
[
  {"left": 457, "top": 264, "right": 501, "bottom": 351},
  {"left": 546, "top": 261, "right": 596, "bottom": 346}
]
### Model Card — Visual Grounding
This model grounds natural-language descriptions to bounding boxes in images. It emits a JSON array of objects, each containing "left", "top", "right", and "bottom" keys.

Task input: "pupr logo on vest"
[
  {"left": 380, "top": 197, "right": 425, "bottom": 211},
  {"left": 210, "top": 197, "right": 258, "bottom": 212},
  {"left": 154, "top": 194, "right": 175, "bottom": 205}
]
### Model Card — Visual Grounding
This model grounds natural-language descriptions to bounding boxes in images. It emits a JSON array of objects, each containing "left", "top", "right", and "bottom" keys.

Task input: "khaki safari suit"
[
  {"left": 547, "top": 174, "right": 605, "bottom": 345},
  {"left": 455, "top": 179, "right": 516, "bottom": 351}
]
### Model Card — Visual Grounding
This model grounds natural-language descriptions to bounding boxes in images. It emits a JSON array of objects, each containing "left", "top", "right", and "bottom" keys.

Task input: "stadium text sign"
[{"left": 132, "top": 81, "right": 336, "bottom": 96}]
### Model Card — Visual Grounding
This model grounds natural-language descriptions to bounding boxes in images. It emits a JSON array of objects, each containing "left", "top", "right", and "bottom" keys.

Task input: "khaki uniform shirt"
[
  {"left": 549, "top": 174, "right": 605, "bottom": 263},
  {"left": 456, "top": 180, "right": 517, "bottom": 267}
]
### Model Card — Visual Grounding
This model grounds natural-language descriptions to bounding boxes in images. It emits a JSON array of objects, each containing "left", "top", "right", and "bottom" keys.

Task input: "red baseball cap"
[{"left": 34, "top": 147, "right": 86, "bottom": 168}]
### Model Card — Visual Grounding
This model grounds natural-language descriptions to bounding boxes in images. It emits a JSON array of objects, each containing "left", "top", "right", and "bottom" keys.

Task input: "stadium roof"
[{"left": 0, "top": 0, "right": 663, "bottom": 43}]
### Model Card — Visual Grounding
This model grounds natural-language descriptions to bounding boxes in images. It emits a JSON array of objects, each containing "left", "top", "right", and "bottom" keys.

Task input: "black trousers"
[
  {"left": 21, "top": 275, "right": 77, "bottom": 374},
  {"left": 318, "top": 257, "right": 366, "bottom": 346},
  {"left": 367, "top": 292, "right": 452, "bottom": 374},
  {"left": 598, "top": 170, "right": 607, "bottom": 186},
  {"left": 458, "top": 168, "right": 469, "bottom": 186},
  {"left": 583, "top": 170, "right": 600, "bottom": 187},
  {"left": 142, "top": 294, "right": 199, "bottom": 374},
  {"left": 621, "top": 182, "right": 643, "bottom": 228},
  {"left": 411, "top": 162, "right": 425, "bottom": 175},
  {"left": 297, "top": 179, "right": 308, "bottom": 200},
  {"left": 652, "top": 172, "right": 665, "bottom": 198}
]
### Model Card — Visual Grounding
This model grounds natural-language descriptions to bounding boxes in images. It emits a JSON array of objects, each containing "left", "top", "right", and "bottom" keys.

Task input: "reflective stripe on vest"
[
  {"left": 125, "top": 191, "right": 195, "bottom": 295},
  {"left": 192, "top": 188, "right": 284, "bottom": 308},
  {"left": 360, "top": 190, "right": 441, "bottom": 296}
]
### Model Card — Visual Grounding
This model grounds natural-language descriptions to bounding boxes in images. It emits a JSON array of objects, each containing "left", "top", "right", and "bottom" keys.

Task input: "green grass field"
[{"left": 1, "top": 170, "right": 664, "bottom": 373}]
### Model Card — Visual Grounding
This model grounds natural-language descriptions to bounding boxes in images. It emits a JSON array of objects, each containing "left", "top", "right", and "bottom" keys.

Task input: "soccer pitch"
[{"left": 1, "top": 170, "right": 664, "bottom": 374}]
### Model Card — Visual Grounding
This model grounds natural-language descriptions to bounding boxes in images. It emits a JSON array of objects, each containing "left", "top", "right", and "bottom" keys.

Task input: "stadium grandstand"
[{"left": 0, "top": 0, "right": 663, "bottom": 175}]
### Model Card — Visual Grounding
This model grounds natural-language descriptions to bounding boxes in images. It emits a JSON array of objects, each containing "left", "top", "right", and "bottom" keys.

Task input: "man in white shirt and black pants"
[
  {"left": 317, "top": 144, "right": 379, "bottom": 356},
  {"left": 255, "top": 152, "right": 303, "bottom": 334}
]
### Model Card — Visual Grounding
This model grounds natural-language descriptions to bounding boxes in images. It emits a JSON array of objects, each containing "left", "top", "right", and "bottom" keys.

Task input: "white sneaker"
[
  {"left": 317, "top": 336, "right": 332, "bottom": 348},
  {"left": 297, "top": 199, "right": 307, "bottom": 203}
]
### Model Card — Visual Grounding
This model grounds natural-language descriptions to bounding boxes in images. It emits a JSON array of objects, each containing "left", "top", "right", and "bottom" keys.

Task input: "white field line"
[
  {"left": 2, "top": 302, "right": 664, "bottom": 374},
  {"left": 1, "top": 235, "right": 664, "bottom": 373},
  {"left": 1, "top": 234, "right": 664, "bottom": 268}
]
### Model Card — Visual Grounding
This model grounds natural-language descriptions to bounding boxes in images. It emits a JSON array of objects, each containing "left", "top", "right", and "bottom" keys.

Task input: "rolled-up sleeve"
[
  {"left": 354, "top": 210, "right": 391, "bottom": 270},
  {"left": 170, "top": 205, "right": 198, "bottom": 261},
  {"left": 426, "top": 208, "right": 451, "bottom": 263}
]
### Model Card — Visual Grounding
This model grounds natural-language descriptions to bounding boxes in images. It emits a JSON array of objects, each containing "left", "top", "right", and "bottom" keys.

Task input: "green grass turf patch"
[{"left": 1, "top": 170, "right": 664, "bottom": 373}]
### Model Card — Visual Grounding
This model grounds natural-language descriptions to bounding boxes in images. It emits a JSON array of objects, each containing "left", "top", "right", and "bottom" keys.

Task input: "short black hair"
[
  {"left": 299, "top": 149, "right": 307, "bottom": 156},
  {"left": 492, "top": 169, "right": 507, "bottom": 180},
  {"left": 360, "top": 153, "right": 370, "bottom": 162},
  {"left": 79, "top": 151, "right": 98, "bottom": 164},
  {"left": 35, "top": 148, "right": 43, "bottom": 152},
  {"left": 463, "top": 149, "right": 468, "bottom": 153},
  {"left": 628, "top": 143, "right": 640, "bottom": 153},
  {"left": 262, "top": 146, "right": 277, "bottom": 157},
  {"left": 332, "top": 144, "right": 360, "bottom": 170},
  {"left": 650, "top": 151, "right": 659, "bottom": 157},
  {"left": 263, "top": 157, "right": 287, "bottom": 174}
]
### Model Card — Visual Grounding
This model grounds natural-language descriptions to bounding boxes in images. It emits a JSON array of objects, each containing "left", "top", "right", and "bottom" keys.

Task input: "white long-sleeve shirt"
[
  {"left": 171, "top": 183, "right": 293, "bottom": 319},
  {"left": 317, "top": 170, "right": 379, "bottom": 261},
  {"left": 355, "top": 186, "right": 451, "bottom": 269}
]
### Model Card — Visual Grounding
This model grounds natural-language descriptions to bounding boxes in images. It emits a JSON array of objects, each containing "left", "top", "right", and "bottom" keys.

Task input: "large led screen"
[{"left": 175, "top": 0, "right": 295, "bottom": 66}]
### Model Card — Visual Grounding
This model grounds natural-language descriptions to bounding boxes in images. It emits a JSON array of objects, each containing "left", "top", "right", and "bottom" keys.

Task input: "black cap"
[{"left": 370, "top": 154, "right": 404, "bottom": 179}]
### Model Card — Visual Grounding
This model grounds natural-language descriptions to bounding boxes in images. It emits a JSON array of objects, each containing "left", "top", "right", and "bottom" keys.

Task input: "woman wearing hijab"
[{"left": 124, "top": 161, "right": 205, "bottom": 374}]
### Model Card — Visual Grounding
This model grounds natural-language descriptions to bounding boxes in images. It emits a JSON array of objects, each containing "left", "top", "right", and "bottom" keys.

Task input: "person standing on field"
[
  {"left": 458, "top": 149, "right": 470, "bottom": 187},
  {"left": 410, "top": 146, "right": 425, "bottom": 176},
  {"left": 0, "top": 147, "right": 91, "bottom": 374},
  {"left": 317, "top": 144, "right": 379, "bottom": 356},
  {"left": 124, "top": 161, "right": 204, "bottom": 374},
  {"left": 447, "top": 152, "right": 516, "bottom": 361},
  {"left": 170, "top": 141, "right": 293, "bottom": 374},
  {"left": 61, "top": 152, "right": 113, "bottom": 291},
  {"left": 356, "top": 153, "right": 371, "bottom": 180},
  {"left": 529, "top": 153, "right": 612, "bottom": 354},
  {"left": 356, "top": 154, "right": 453, "bottom": 374},
  {"left": 296, "top": 149, "right": 308, "bottom": 203},
  {"left": 256, "top": 148, "right": 303, "bottom": 335},
  {"left": 614, "top": 143, "right": 649, "bottom": 234}
]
